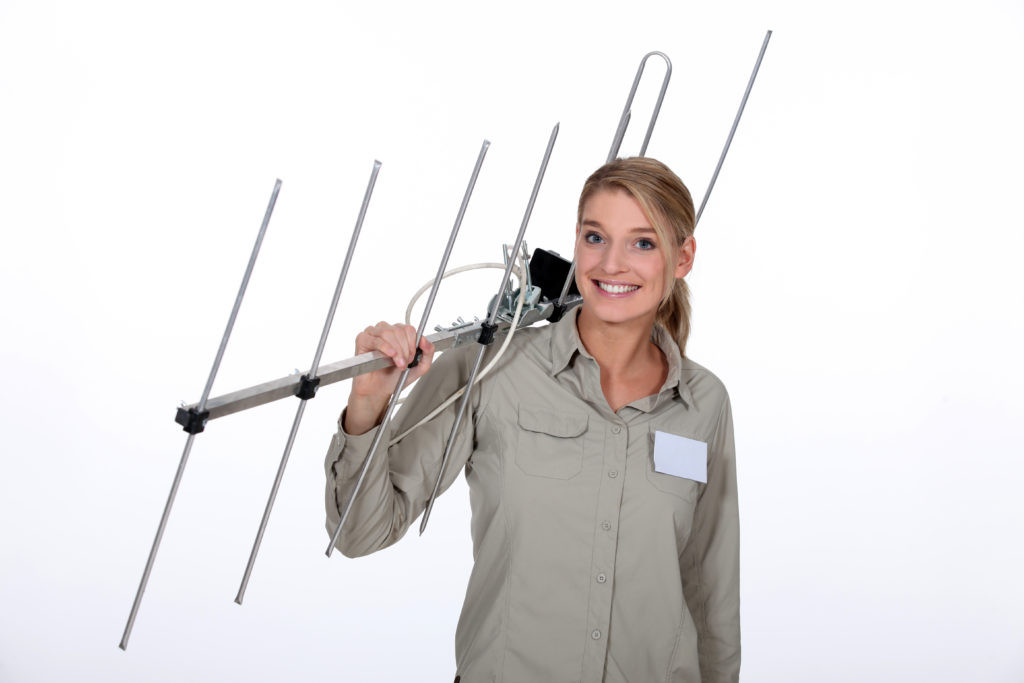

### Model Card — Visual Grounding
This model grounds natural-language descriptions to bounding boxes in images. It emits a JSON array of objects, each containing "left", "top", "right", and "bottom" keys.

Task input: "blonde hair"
[{"left": 576, "top": 157, "right": 696, "bottom": 355}]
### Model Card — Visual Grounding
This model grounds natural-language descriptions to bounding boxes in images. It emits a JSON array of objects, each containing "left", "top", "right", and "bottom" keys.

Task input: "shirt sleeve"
[
  {"left": 680, "top": 392, "right": 741, "bottom": 682},
  {"left": 324, "top": 343, "right": 482, "bottom": 558}
]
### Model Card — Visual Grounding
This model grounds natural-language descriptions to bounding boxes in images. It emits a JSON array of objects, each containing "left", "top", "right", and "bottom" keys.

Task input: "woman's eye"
[
  {"left": 635, "top": 238, "right": 655, "bottom": 250},
  {"left": 584, "top": 232, "right": 604, "bottom": 244}
]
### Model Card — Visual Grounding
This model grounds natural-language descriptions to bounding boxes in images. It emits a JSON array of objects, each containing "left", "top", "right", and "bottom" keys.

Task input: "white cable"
[
  {"left": 395, "top": 260, "right": 523, "bottom": 405},
  {"left": 389, "top": 256, "right": 528, "bottom": 445},
  {"left": 398, "top": 259, "right": 526, "bottom": 405},
  {"left": 404, "top": 263, "right": 510, "bottom": 327}
]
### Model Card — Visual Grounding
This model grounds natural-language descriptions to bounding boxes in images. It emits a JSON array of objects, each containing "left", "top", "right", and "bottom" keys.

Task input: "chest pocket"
[
  {"left": 646, "top": 425, "right": 702, "bottom": 505},
  {"left": 514, "top": 403, "right": 587, "bottom": 479}
]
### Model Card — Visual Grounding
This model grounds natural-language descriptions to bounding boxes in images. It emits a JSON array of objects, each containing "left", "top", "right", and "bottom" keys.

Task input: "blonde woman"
[{"left": 326, "top": 157, "right": 740, "bottom": 683}]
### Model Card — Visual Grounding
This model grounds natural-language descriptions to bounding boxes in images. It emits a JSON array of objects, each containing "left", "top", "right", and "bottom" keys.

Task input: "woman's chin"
[{"left": 579, "top": 298, "right": 658, "bottom": 328}]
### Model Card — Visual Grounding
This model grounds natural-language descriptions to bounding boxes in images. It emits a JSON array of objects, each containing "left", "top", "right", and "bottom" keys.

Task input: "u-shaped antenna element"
[
  {"left": 553, "top": 37, "right": 771, "bottom": 321},
  {"left": 607, "top": 51, "right": 672, "bottom": 163},
  {"left": 550, "top": 51, "right": 673, "bottom": 320}
]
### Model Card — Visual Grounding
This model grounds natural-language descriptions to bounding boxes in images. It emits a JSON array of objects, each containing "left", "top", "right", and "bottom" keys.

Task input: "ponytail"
[{"left": 657, "top": 278, "right": 691, "bottom": 357}]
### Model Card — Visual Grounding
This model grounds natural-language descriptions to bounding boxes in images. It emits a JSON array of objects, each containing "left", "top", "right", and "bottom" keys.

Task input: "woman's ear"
[{"left": 674, "top": 236, "right": 696, "bottom": 279}]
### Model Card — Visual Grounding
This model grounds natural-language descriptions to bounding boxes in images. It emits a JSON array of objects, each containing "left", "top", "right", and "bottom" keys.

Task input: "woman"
[{"left": 325, "top": 157, "right": 740, "bottom": 683}]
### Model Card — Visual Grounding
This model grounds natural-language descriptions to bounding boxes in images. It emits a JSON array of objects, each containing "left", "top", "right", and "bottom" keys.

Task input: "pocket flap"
[{"left": 517, "top": 404, "right": 587, "bottom": 438}]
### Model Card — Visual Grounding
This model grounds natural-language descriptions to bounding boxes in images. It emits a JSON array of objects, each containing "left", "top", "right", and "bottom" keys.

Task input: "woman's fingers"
[
  {"left": 385, "top": 324, "right": 416, "bottom": 368},
  {"left": 403, "top": 325, "right": 418, "bottom": 366},
  {"left": 356, "top": 322, "right": 427, "bottom": 369},
  {"left": 345, "top": 323, "right": 437, "bottom": 433},
  {"left": 357, "top": 323, "right": 406, "bottom": 366},
  {"left": 407, "top": 336, "right": 435, "bottom": 381}
]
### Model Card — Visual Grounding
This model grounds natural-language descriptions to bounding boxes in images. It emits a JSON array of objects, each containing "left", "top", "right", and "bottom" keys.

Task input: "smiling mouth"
[{"left": 595, "top": 280, "right": 640, "bottom": 294}]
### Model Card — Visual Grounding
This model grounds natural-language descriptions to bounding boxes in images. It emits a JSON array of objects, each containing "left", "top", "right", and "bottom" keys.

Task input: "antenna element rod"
[
  {"left": 119, "top": 178, "right": 282, "bottom": 649},
  {"left": 696, "top": 30, "right": 772, "bottom": 225},
  {"left": 326, "top": 141, "right": 490, "bottom": 556},
  {"left": 235, "top": 162, "right": 380, "bottom": 604},
  {"left": 419, "top": 123, "right": 559, "bottom": 535}
]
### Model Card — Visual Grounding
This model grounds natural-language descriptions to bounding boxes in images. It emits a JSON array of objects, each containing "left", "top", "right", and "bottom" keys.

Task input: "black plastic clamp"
[
  {"left": 175, "top": 406, "right": 210, "bottom": 435},
  {"left": 548, "top": 300, "right": 568, "bottom": 324},
  {"left": 296, "top": 373, "right": 321, "bottom": 400},
  {"left": 407, "top": 346, "right": 424, "bottom": 368},
  {"left": 477, "top": 321, "right": 498, "bottom": 345}
]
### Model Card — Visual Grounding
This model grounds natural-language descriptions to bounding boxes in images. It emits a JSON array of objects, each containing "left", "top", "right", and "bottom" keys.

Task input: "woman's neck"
[{"left": 575, "top": 306, "right": 663, "bottom": 380}]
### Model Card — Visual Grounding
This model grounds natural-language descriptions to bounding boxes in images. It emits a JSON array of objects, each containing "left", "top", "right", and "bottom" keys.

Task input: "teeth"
[{"left": 597, "top": 281, "right": 639, "bottom": 294}]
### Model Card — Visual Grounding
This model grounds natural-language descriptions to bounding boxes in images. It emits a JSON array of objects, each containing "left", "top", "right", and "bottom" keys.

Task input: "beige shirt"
[{"left": 325, "top": 309, "right": 740, "bottom": 683}]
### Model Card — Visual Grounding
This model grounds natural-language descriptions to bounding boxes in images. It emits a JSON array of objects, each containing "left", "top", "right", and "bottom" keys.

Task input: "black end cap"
[
  {"left": 175, "top": 407, "right": 210, "bottom": 434},
  {"left": 296, "top": 373, "right": 321, "bottom": 400},
  {"left": 477, "top": 321, "right": 498, "bottom": 345},
  {"left": 548, "top": 301, "right": 568, "bottom": 323},
  {"left": 407, "top": 346, "right": 424, "bottom": 368}
]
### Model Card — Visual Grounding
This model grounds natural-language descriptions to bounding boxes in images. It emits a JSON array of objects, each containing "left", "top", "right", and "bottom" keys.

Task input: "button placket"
[{"left": 583, "top": 421, "right": 627, "bottom": 682}]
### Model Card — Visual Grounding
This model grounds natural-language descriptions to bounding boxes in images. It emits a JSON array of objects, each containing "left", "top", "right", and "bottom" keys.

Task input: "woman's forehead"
[{"left": 580, "top": 188, "right": 648, "bottom": 222}]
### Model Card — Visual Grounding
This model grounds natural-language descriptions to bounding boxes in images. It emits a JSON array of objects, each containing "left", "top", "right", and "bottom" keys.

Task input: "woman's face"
[{"left": 574, "top": 188, "right": 693, "bottom": 329}]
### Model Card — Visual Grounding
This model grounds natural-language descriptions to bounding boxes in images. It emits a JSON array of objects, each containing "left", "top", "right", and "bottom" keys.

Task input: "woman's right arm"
[
  {"left": 325, "top": 322, "right": 479, "bottom": 558},
  {"left": 343, "top": 321, "right": 435, "bottom": 435}
]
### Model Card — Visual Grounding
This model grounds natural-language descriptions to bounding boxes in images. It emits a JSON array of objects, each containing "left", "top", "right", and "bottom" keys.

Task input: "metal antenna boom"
[
  {"left": 235, "top": 161, "right": 381, "bottom": 605},
  {"left": 170, "top": 307, "right": 554, "bottom": 423},
  {"left": 119, "top": 179, "right": 282, "bottom": 650},
  {"left": 326, "top": 140, "right": 491, "bottom": 557}
]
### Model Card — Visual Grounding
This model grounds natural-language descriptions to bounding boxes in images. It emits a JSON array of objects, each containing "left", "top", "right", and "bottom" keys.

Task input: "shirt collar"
[
  {"left": 548, "top": 307, "right": 694, "bottom": 408},
  {"left": 548, "top": 306, "right": 586, "bottom": 376}
]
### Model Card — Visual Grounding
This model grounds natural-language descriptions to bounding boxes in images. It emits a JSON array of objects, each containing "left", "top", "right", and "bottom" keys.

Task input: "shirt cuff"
[{"left": 330, "top": 408, "right": 384, "bottom": 481}]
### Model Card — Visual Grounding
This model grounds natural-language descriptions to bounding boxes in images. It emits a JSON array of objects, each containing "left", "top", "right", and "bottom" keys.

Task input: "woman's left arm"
[{"left": 680, "top": 393, "right": 740, "bottom": 683}]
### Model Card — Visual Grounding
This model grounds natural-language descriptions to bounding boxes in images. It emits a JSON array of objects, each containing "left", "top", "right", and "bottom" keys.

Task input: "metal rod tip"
[
  {"left": 373, "top": 160, "right": 382, "bottom": 168},
  {"left": 274, "top": 178, "right": 283, "bottom": 187}
]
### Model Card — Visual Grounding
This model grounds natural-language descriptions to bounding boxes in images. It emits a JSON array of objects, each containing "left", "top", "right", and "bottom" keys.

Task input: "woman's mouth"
[{"left": 594, "top": 280, "right": 640, "bottom": 295}]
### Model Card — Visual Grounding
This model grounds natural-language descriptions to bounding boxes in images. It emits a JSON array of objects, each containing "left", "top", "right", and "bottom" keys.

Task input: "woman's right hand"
[{"left": 343, "top": 322, "right": 435, "bottom": 435}]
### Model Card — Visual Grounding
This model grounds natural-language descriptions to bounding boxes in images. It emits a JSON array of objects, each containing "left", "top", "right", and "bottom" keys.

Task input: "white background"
[{"left": 2, "top": 0, "right": 1022, "bottom": 681}]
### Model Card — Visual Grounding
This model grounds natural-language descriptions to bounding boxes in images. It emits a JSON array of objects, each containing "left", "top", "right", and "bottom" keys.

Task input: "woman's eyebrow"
[{"left": 580, "top": 221, "right": 654, "bottom": 233}]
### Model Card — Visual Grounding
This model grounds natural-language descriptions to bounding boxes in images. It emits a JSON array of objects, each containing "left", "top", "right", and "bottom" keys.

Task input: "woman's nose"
[{"left": 601, "top": 244, "right": 629, "bottom": 273}]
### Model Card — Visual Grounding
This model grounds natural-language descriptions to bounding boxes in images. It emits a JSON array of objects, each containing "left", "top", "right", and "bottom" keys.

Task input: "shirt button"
[
  {"left": 611, "top": 426, "right": 621, "bottom": 434},
  {"left": 608, "top": 470, "right": 618, "bottom": 478},
  {"left": 591, "top": 629, "right": 602, "bottom": 640},
  {"left": 596, "top": 573, "right": 607, "bottom": 584},
  {"left": 601, "top": 521, "right": 611, "bottom": 531}
]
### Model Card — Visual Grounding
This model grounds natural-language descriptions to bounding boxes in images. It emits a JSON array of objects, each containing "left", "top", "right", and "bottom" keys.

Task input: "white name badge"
[{"left": 653, "top": 431, "right": 707, "bottom": 483}]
